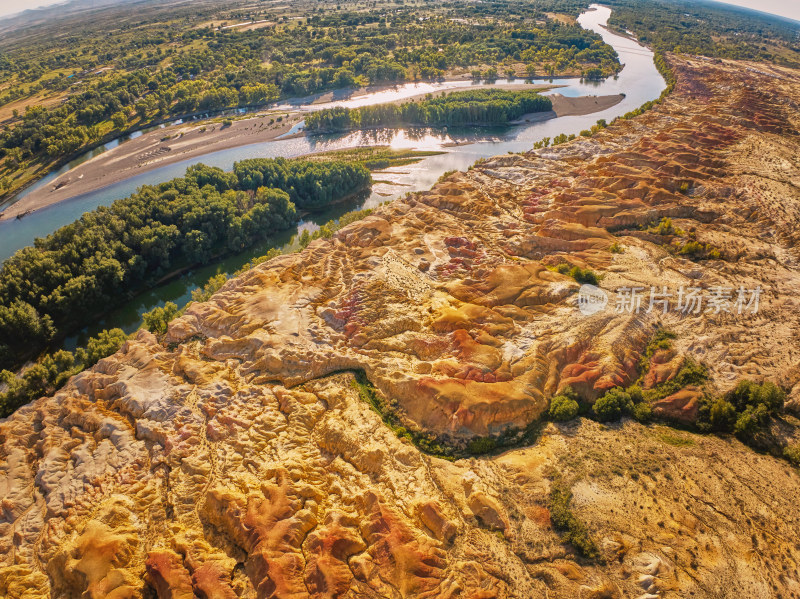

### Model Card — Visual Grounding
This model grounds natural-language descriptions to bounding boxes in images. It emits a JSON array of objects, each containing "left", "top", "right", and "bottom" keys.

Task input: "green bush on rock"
[
  {"left": 592, "top": 388, "right": 634, "bottom": 422},
  {"left": 549, "top": 387, "right": 581, "bottom": 422}
]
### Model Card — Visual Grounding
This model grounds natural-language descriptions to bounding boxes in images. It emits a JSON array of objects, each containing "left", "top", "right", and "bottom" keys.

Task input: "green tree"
[
  {"left": 593, "top": 388, "right": 633, "bottom": 422},
  {"left": 708, "top": 398, "right": 737, "bottom": 432},
  {"left": 142, "top": 302, "right": 179, "bottom": 334},
  {"left": 111, "top": 111, "right": 127, "bottom": 129},
  {"left": 85, "top": 328, "right": 128, "bottom": 365},
  {"left": 549, "top": 387, "right": 580, "bottom": 421}
]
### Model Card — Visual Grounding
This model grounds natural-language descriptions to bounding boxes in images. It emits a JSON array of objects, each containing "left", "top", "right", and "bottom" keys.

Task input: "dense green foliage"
[
  {"left": 142, "top": 302, "right": 180, "bottom": 335},
  {"left": 698, "top": 380, "right": 786, "bottom": 441},
  {"left": 0, "top": 0, "right": 620, "bottom": 197},
  {"left": 305, "top": 89, "right": 552, "bottom": 132},
  {"left": 0, "top": 158, "right": 370, "bottom": 370},
  {"left": 593, "top": 388, "right": 635, "bottom": 422},
  {"left": 606, "top": 0, "right": 800, "bottom": 65},
  {"left": 785, "top": 444, "right": 800, "bottom": 467},
  {"left": 549, "top": 387, "right": 581, "bottom": 421},
  {"left": 234, "top": 158, "right": 371, "bottom": 210},
  {"left": 0, "top": 328, "right": 127, "bottom": 417},
  {"left": 0, "top": 203, "right": 379, "bottom": 418}
]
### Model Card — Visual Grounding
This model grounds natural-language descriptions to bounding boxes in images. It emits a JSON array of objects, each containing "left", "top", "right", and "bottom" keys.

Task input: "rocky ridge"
[{"left": 2, "top": 55, "right": 800, "bottom": 598}]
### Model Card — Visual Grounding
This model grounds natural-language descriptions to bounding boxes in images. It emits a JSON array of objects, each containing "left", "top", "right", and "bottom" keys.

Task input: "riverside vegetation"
[
  {"left": 304, "top": 89, "right": 553, "bottom": 133},
  {"left": 0, "top": 203, "right": 377, "bottom": 419},
  {"left": 0, "top": 158, "right": 371, "bottom": 372},
  {"left": 0, "top": 147, "right": 435, "bottom": 418},
  {"left": 0, "top": 0, "right": 621, "bottom": 199}
]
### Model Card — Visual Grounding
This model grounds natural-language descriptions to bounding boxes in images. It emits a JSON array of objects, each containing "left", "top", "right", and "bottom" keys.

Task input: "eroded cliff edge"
[{"left": 2, "top": 56, "right": 800, "bottom": 598}]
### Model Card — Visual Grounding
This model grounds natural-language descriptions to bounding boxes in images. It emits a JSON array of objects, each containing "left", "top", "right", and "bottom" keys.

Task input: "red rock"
[
  {"left": 145, "top": 551, "right": 194, "bottom": 599},
  {"left": 191, "top": 563, "right": 238, "bottom": 599},
  {"left": 304, "top": 511, "right": 365, "bottom": 599},
  {"left": 653, "top": 386, "right": 704, "bottom": 424}
]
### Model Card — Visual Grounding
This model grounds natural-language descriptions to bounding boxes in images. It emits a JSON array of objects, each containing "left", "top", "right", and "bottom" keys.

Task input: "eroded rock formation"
[{"left": 2, "top": 55, "right": 800, "bottom": 598}]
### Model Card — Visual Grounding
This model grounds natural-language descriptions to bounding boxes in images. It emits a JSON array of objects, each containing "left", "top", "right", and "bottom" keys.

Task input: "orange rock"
[
  {"left": 415, "top": 501, "right": 458, "bottom": 544},
  {"left": 303, "top": 511, "right": 365, "bottom": 598},
  {"left": 145, "top": 551, "right": 194, "bottom": 599},
  {"left": 203, "top": 471, "right": 316, "bottom": 599},
  {"left": 191, "top": 562, "right": 238, "bottom": 599},
  {"left": 643, "top": 349, "right": 683, "bottom": 389},
  {"left": 653, "top": 386, "right": 704, "bottom": 424},
  {"left": 358, "top": 492, "right": 446, "bottom": 597}
]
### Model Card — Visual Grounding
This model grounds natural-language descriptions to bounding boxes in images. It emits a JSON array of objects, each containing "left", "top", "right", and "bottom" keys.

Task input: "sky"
[
  {"left": 703, "top": 0, "right": 800, "bottom": 22},
  {"left": 0, "top": 0, "right": 65, "bottom": 18}
]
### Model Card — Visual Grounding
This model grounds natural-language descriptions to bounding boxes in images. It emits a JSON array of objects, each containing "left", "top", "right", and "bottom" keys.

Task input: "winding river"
[{"left": 0, "top": 4, "right": 666, "bottom": 348}]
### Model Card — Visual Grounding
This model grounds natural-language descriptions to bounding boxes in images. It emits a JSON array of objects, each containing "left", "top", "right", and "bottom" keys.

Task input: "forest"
[
  {"left": 304, "top": 89, "right": 553, "bottom": 133},
  {"left": 0, "top": 0, "right": 620, "bottom": 200},
  {"left": 0, "top": 158, "right": 371, "bottom": 371},
  {"left": 605, "top": 0, "right": 800, "bottom": 64}
]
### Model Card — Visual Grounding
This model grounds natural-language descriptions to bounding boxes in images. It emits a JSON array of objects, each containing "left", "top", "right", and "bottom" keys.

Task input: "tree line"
[
  {"left": 0, "top": 158, "right": 371, "bottom": 371},
  {"left": 605, "top": 0, "right": 800, "bottom": 65},
  {"left": 305, "top": 89, "right": 553, "bottom": 133},
  {"left": 0, "top": 0, "right": 621, "bottom": 198},
  {"left": 0, "top": 200, "right": 378, "bottom": 419}
]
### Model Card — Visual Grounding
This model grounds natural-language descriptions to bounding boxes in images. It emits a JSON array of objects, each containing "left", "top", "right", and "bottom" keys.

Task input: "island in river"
[{"left": 0, "top": 90, "right": 623, "bottom": 222}]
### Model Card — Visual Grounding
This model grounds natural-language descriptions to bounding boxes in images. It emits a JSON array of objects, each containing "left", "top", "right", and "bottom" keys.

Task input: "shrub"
[
  {"left": 726, "top": 380, "right": 785, "bottom": 413},
  {"left": 549, "top": 391, "right": 580, "bottom": 422},
  {"left": 627, "top": 385, "right": 644, "bottom": 403},
  {"left": 678, "top": 241, "right": 704, "bottom": 256},
  {"left": 734, "top": 404, "right": 770, "bottom": 438},
  {"left": 533, "top": 136, "right": 551, "bottom": 149},
  {"left": 552, "top": 133, "right": 569, "bottom": 145},
  {"left": 609, "top": 241, "right": 624, "bottom": 253},
  {"left": 85, "top": 328, "right": 128, "bottom": 365},
  {"left": 650, "top": 217, "right": 684, "bottom": 236},
  {"left": 467, "top": 437, "right": 497, "bottom": 455},
  {"left": 191, "top": 273, "right": 229, "bottom": 303},
  {"left": 631, "top": 401, "right": 653, "bottom": 423},
  {"left": 784, "top": 444, "right": 800, "bottom": 466},
  {"left": 549, "top": 482, "right": 600, "bottom": 561},
  {"left": 438, "top": 169, "right": 457, "bottom": 182},
  {"left": 142, "top": 302, "right": 179, "bottom": 335},
  {"left": 593, "top": 388, "right": 633, "bottom": 422},
  {"left": 0, "top": 328, "right": 127, "bottom": 418},
  {"left": 553, "top": 263, "right": 600, "bottom": 285},
  {"left": 708, "top": 398, "right": 737, "bottom": 432},
  {"left": 569, "top": 266, "right": 599, "bottom": 285},
  {"left": 638, "top": 328, "right": 677, "bottom": 374},
  {"left": 673, "top": 357, "right": 708, "bottom": 387}
]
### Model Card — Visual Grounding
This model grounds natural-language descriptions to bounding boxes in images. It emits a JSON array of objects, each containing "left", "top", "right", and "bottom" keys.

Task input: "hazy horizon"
[
  {"left": 0, "top": 0, "right": 798, "bottom": 24},
  {"left": 0, "top": 0, "right": 66, "bottom": 18},
  {"left": 703, "top": 0, "right": 800, "bottom": 22}
]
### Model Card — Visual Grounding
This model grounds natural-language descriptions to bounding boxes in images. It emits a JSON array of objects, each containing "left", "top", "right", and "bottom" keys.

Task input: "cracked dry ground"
[{"left": 3, "top": 55, "right": 800, "bottom": 598}]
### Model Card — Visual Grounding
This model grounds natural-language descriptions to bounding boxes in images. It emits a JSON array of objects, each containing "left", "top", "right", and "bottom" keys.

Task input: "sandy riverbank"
[{"left": 0, "top": 91, "right": 623, "bottom": 222}]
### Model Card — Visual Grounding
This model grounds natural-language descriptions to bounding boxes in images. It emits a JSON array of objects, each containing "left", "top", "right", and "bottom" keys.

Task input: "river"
[{"left": 0, "top": 4, "right": 666, "bottom": 348}]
